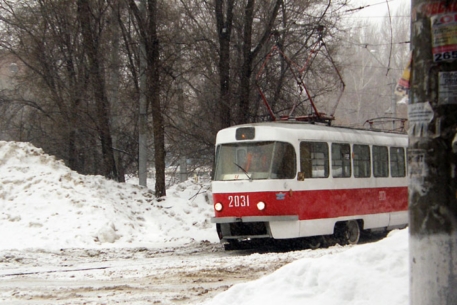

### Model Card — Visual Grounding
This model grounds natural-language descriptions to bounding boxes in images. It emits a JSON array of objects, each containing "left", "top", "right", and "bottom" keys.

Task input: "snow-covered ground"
[{"left": 0, "top": 141, "right": 409, "bottom": 304}]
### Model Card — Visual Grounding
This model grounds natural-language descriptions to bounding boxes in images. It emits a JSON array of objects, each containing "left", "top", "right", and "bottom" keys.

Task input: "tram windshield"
[{"left": 214, "top": 141, "right": 296, "bottom": 181}]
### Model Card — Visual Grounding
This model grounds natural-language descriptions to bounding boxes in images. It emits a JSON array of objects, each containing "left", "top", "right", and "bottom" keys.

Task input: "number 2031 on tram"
[{"left": 210, "top": 121, "right": 408, "bottom": 250}]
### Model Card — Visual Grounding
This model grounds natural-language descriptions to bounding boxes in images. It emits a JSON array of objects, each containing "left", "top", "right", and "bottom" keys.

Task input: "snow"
[
  {"left": 204, "top": 230, "right": 408, "bottom": 305},
  {"left": 0, "top": 141, "right": 409, "bottom": 304},
  {"left": 0, "top": 141, "right": 217, "bottom": 250}
]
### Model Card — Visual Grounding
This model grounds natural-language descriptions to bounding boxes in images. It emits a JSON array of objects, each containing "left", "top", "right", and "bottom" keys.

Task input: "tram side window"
[
  {"left": 300, "top": 142, "right": 329, "bottom": 178},
  {"left": 353, "top": 144, "right": 371, "bottom": 178},
  {"left": 332, "top": 143, "right": 351, "bottom": 178},
  {"left": 373, "top": 146, "right": 389, "bottom": 177},
  {"left": 390, "top": 147, "right": 406, "bottom": 177}
]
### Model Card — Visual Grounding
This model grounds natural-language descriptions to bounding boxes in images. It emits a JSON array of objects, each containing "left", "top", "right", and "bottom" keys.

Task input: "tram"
[{"left": 210, "top": 121, "right": 408, "bottom": 250}]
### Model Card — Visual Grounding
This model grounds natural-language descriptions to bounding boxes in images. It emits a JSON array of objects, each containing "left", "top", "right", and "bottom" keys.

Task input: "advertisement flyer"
[
  {"left": 439, "top": 71, "right": 457, "bottom": 104},
  {"left": 431, "top": 12, "right": 457, "bottom": 62},
  {"left": 414, "top": 1, "right": 457, "bottom": 62},
  {"left": 408, "top": 102, "right": 434, "bottom": 137}
]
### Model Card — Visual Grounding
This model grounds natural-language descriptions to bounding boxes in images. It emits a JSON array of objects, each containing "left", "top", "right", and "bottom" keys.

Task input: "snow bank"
[
  {"left": 203, "top": 229, "right": 409, "bottom": 305},
  {"left": 0, "top": 141, "right": 218, "bottom": 250}
]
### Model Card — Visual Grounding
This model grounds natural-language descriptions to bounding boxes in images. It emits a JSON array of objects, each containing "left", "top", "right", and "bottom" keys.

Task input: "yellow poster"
[
  {"left": 431, "top": 13, "right": 457, "bottom": 62},
  {"left": 395, "top": 53, "right": 411, "bottom": 97}
]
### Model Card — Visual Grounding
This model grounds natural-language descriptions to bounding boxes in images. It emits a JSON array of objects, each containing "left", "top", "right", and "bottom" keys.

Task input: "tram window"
[
  {"left": 271, "top": 142, "right": 296, "bottom": 179},
  {"left": 243, "top": 142, "right": 274, "bottom": 175},
  {"left": 373, "top": 146, "right": 389, "bottom": 177},
  {"left": 390, "top": 147, "right": 406, "bottom": 177},
  {"left": 236, "top": 148, "right": 248, "bottom": 166},
  {"left": 213, "top": 141, "right": 295, "bottom": 181},
  {"left": 353, "top": 145, "right": 371, "bottom": 178},
  {"left": 332, "top": 143, "right": 351, "bottom": 178},
  {"left": 300, "top": 142, "right": 329, "bottom": 178}
]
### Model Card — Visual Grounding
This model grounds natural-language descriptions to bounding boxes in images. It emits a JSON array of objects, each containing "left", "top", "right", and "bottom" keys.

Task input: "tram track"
[{"left": 0, "top": 241, "right": 320, "bottom": 304}]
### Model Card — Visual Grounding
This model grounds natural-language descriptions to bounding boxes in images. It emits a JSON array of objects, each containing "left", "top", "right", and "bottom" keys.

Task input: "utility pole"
[{"left": 409, "top": 1, "right": 457, "bottom": 304}]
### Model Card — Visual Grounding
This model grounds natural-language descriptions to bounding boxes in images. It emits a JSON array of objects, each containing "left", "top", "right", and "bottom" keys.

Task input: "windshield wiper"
[{"left": 234, "top": 162, "right": 252, "bottom": 181}]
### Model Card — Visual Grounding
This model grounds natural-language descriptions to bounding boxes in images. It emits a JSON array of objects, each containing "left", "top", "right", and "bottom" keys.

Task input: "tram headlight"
[
  {"left": 257, "top": 201, "right": 266, "bottom": 211},
  {"left": 214, "top": 202, "right": 223, "bottom": 212}
]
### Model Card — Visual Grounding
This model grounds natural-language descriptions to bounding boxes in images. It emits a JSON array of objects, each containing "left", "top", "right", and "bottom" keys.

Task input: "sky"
[
  {"left": 0, "top": 140, "right": 409, "bottom": 304},
  {"left": 350, "top": 0, "right": 410, "bottom": 19}
]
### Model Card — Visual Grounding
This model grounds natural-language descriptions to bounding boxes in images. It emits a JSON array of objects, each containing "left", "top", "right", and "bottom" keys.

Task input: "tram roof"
[{"left": 216, "top": 121, "right": 408, "bottom": 146}]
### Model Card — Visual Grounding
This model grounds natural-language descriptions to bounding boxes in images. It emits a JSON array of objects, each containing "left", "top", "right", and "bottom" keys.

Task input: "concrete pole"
[{"left": 409, "top": 1, "right": 457, "bottom": 304}]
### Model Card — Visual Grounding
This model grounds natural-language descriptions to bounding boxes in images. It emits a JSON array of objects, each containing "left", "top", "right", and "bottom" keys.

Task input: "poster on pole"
[
  {"left": 408, "top": 102, "right": 434, "bottom": 138},
  {"left": 395, "top": 53, "right": 411, "bottom": 97},
  {"left": 431, "top": 12, "right": 457, "bottom": 62},
  {"left": 414, "top": 2, "right": 457, "bottom": 62},
  {"left": 439, "top": 71, "right": 457, "bottom": 104}
]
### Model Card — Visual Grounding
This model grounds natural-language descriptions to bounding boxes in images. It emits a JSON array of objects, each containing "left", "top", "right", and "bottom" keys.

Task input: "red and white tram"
[{"left": 211, "top": 121, "right": 408, "bottom": 250}]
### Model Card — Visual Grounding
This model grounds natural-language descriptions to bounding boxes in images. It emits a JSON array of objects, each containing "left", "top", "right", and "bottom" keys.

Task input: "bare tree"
[
  {"left": 126, "top": 0, "right": 166, "bottom": 197},
  {"left": 236, "top": 0, "right": 282, "bottom": 124},
  {"left": 0, "top": 0, "right": 133, "bottom": 180},
  {"left": 335, "top": 4, "right": 410, "bottom": 128},
  {"left": 0, "top": 0, "right": 90, "bottom": 171},
  {"left": 156, "top": 0, "right": 351, "bottom": 176},
  {"left": 0, "top": 0, "right": 356, "bottom": 189},
  {"left": 77, "top": 0, "right": 119, "bottom": 180},
  {"left": 252, "top": 0, "right": 348, "bottom": 121},
  {"left": 215, "top": 0, "right": 235, "bottom": 129}
]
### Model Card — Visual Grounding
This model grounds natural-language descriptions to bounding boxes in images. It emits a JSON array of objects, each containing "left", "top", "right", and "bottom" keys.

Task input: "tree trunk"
[
  {"left": 237, "top": 0, "right": 282, "bottom": 124},
  {"left": 215, "top": 0, "right": 235, "bottom": 129},
  {"left": 238, "top": 0, "right": 255, "bottom": 124},
  {"left": 77, "top": 0, "right": 119, "bottom": 181},
  {"left": 147, "top": 0, "right": 166, "bottom": 197},
  {"left": 126, "top": 0, "right": 166, "bottom": 196},
  {"left": 108, "top": 2, "right": 125, "bottom": 182}
]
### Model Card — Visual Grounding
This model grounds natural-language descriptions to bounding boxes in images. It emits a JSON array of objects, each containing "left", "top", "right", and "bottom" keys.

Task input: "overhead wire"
[
  {"left": 342, "top": 0, "right": 403, "bottom": 76},
  {"left": 343, "top": 0, "right": 398, "bottom": 14},
  {"left": 385, "top": 0, "right": 394, "bottom": 76},
  {"left": 345, "top": 41, "right": 410, "bottom": 47},
  {"left": 336, "top": 0, "right": 409, "bottom": 126},
  {"left": 342, "top": 15, "right": 409, "bottom": 18}
]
